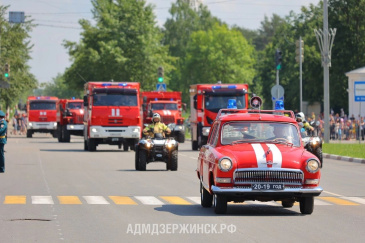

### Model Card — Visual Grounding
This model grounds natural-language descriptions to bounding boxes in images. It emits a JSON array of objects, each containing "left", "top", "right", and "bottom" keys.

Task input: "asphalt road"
[{"left": 0, "top": 134, "right": 364, "bottom": 243}]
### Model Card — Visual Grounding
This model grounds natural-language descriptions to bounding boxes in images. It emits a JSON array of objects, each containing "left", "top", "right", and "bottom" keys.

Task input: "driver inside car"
[
  {"left": 143, "top": 113, "right": 171, "bottom": 138},
  {"left": 269, "top": 124, "right": 293, "bottom": 142}
]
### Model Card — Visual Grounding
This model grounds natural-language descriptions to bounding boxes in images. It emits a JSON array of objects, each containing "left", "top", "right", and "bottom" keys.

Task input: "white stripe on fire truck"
[
  {"left": 116, "top": 109, "right": 120, "bottom": 116},
  {"left": 111, "top": 108, "right": 115, "bottom": 116},
  {"left": 251, "top": 144, "right": 267, "bottom": 168},
  {"left": 266, "top": 144, "right": 282, "bottom": 168}
]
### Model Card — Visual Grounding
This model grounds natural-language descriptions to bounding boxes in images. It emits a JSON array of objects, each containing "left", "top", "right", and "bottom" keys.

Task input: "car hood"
[{"left": 216, "top": 143, "right": 305, "bottom": 169}]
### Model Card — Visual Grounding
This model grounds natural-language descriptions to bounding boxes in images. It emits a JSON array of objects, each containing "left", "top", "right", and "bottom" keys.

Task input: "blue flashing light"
[
  {"left": 102, "top": 83, "right": 111, "bottom": 87},
  {"left": 155, "top": 98, "right": 158, "bottom": 101},
  {"left": 72, "top": 97, "right": 75, "bottom": 100},
  {"left": 36, "top": 97, "right": 41, "bottom": 100},
  {"left": 118, "top": 83, "right": 128, "bottom": 87},
  {"left": 228, "top": 85, "right": 237, "bottom": 89},
  {"left": 170, "top": 98, "right": 173, "bottom": 101},
  {"left": 275, "top": 100, "right": 284, "bottom": 110},
  {"left": 212, "top": 86, "right": 221, "bottom": 89},
  {"left": 227, "top": 99, "right": 237, "bottom": 109}
]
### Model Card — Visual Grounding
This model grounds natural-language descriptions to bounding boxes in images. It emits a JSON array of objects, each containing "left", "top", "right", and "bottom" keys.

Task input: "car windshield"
[
  {"left": 151, "top": 103, "right": 177, "bottom": 110},
  {"left": 205, "top": 94, "right": 245, "bottom": 112},
  {"left": 93, "top": 93, "right": 137, "bottom": 106},
  {"left": 29, "top": 101, "right": 56, "bottom": 110},
  {"left": 67, "top": 102, "right": 82, "bottom": 109},
  {"left": 221, "top": 121, "right": 301, "bottom": 147}
]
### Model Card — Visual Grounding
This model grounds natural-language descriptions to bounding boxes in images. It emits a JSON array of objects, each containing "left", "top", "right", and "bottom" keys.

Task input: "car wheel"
[
  {"left": 52, "top": 130, "right": 58, "bottom": 138},
  {"left": 63, "top": 126, "right": 70, "bottom": 143},
  {"left": 282, "top": 200, "right": 295, "bottom": 208},
  {"left": 192, "top": 140, "right": 198, "bottom": 151},
  {"left": 57, "top": 126, "right": 63, "bottom": 142},
  {"left": 26, "top": 130, "right": 32, "bottom": 138},
  {"left": 88, "top": 138, "right": 97, "bottom": 152},
  {"left": 123, "top": 141, "right": 129, "bottom": 152},
  {"left": 300, "top": 197, "right": 314, "bottom": 214},
  {"left": 177, "top": 132, "right": 185, "bottom": 143},
  {"left": 135, "top": 145, "right": 140, "bottom": 171},
  {"left": 200, "top": 182, "right": 213, "bottom": 207},
  {"left": 138, "top": 149, "right": 147, "bottom": 171},
  {"left": 84, "top": 139, "right": 88, "bottom": 151},
  {"left": 214, "top": 194, "right": 227, "bottom": 214},
  {"left": 169, "top": 150, "right": 178, "bottom": 171}
]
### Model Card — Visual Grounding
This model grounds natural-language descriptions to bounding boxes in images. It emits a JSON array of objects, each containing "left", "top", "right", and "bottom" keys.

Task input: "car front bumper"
[{"left": 211, "top": 185, "right": 323, "bottom": 198}]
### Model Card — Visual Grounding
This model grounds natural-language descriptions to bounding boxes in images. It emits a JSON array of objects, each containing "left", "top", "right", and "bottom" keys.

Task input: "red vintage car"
[{"left": 197, "top": 98, "right": 322, "bottom": 214}]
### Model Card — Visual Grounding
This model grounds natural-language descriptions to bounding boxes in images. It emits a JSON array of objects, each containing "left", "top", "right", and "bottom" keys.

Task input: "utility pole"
[
  {"left": 296, "top": 37, "right": 304, "bottom": 111},
  {"left": 315, "top": 0, "right": 336, "bottom": 143}
]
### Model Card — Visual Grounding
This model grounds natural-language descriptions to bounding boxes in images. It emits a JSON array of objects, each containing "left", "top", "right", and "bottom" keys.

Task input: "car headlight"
[
  {"left": 54, "top": 122, "right": 57, "bottom": 127},
  {"left": 133, "top": 128, "right": 140, "bottom": 133},
  {"left": 91, "top": 128, "right": 98, "bottom": 133},
  {"left": 218, "top": 157, "right": 233, "bottom": 172},
  {"left": 70, "top": 125, "right": 74, "bottom": 129},
  {"left": 202, "top": 127, "right": 211, "bottom": 136},
  {"left": 28, "top": 122, "right": 32, "bottom": 127},
  {"left": 146, "top": 141, "right": 152, "bottom": 148},
  {"left": 306, "top": 159, "right": 320, "bottom": 173}
]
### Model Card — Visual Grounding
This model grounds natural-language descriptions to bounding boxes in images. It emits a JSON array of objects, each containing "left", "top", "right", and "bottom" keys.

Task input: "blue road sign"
[
  {"left": 156, "top": 83, "right": 166, "bottom": 91},
  {"left": 354, "top": 81, "right": 365, "bottom": 102}
]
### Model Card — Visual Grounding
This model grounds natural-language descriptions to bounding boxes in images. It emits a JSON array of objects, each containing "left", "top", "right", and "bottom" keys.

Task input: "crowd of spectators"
[{"left": 300, "top": 109, "right": 365, "bottom": 141}]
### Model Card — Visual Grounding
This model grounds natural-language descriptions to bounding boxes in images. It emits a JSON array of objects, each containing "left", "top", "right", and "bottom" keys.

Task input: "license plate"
[
  {"left": 112, "top": 138, "right": 119, "bottom": 141},
  {"left": 251, "top": 184, "right": 284, "bottom": 190}
]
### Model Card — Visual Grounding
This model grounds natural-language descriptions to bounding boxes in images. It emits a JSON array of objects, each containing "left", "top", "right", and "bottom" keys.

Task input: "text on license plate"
[{"left": 252, "top": 184, "right": 284, "bottom": 190}]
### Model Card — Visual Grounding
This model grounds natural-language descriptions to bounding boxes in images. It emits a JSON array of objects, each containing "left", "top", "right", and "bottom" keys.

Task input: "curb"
[{"left": 323, "top": 153, "right": 365, "bottom": 164}]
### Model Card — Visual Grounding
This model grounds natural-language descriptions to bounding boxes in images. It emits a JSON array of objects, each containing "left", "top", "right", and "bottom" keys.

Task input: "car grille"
[
  {"left": 234, "top": 169, "right": 303, "bottom": 186},
  {"left": 161, "top": 116, "right": 174, "bottom": 124},
  {"left": 75, "top": 114, "right": 83, "bottom": 124}
]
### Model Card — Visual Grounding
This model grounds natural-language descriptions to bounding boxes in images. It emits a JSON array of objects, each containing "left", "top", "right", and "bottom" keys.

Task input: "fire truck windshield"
[
  {"left": 93, "top": 93, "right": 137, "bottom": 106},
  {"left": 67, "top": 102, "right": 83, "bottom": 109},
  {"left": 205, "top": 95, "right": 245, "bottom": 112},
  {"left": 151, "top": 103, "right": 177, "bottom": 110},
  {"left": 29, "top": 101, "right": 56, "bottom": 110}
]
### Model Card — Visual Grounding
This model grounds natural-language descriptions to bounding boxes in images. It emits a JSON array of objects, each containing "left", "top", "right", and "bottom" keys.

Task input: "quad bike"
[
  {"left": 135, "top": 133, "right": 178, "bottom": 171},
  {"left": 302, "top": 134, "right": 323, "bottom": 168}
]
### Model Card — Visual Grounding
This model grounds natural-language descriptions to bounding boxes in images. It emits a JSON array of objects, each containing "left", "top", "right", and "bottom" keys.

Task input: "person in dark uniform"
[{"left": 0, "top": 110, "right": 7, "bottom": 173}]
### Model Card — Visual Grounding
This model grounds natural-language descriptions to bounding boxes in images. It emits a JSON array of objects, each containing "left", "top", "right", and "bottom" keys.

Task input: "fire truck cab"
[
  {"left": 141, "top": 91, "right": 185, "bottom": 143},
  {"left": 189, "top": 83, "right": 249, "bottom": 150},
  {"left": 83, "top": 82, "right": 142, "bottom": 151},
  {"left": 26, "top": 96, "right": 59, "bottom": 138},
  {"left": 56, "top": 98, "right": 84, "bottom": 142}
]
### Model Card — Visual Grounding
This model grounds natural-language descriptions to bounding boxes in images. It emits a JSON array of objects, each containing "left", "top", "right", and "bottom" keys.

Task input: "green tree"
[
  {"left": 328, "top": 0, "right": 365, "bottom": 114},
  {"left": 181, "top": 23, "right": 256, "bottom": 102},
  {"left": 63, "top": 0, "right": 174, "bottom": 92},
  {"left": 163, "top": 0, "right": 219, "bottom": 92},
  {"left": 41, "top": 74, "right": 83, "bottom": 98},
  {"left": 0, "top": 5, "right": 37, "bottom": 110}
]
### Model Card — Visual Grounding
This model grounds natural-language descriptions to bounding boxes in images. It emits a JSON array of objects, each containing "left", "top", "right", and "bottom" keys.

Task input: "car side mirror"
[
  {"left": 193, "top": 95, "right": 197, "bottom": 110},
  {"left": 83, "top": 95, "right": 88, "bottom": 106}
]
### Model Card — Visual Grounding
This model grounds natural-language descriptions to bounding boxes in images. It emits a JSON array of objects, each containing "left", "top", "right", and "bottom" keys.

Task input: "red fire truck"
[
  {"left": 83, "top": 82, "right": 142, "bottom": 151},
  {"left": 56, "top": 98, "right": 84, "bottom": 142},
  {"left": 141, "top": 91, "right": 185, "bottom": 143},
  {"left": 26, "top": 96, "right": 59, "bottom": 138},
  {"left": 189, "top": 83, "right": 249, "bottom": 150}
]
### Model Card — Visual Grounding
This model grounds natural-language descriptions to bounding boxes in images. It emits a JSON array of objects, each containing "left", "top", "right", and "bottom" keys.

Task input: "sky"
[{"left": 1, "top": 0, "right": 320, "bottom": 85}]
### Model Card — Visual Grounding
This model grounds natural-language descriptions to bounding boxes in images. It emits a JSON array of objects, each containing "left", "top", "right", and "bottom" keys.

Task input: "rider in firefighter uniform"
[
  {"left": 143, "top": 113, "right": 171, "bottom": 138},
  {"left": 0, "top": 110, "right": 8, "bottom": 173}
]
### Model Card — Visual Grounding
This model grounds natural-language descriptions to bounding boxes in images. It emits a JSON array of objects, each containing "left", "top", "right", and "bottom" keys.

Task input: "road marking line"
[
  {"left": 160, "top": 196, "right": 191, "bottom": 205},
  {"left": 135, "top": 196, "right": 164, "bottom": 205},
  {"left": 4, "top": 196, "right": 26, "bottom": 204},
  {"left": 341, "top": 197, "right": 365, "bottom": 205},
  {"left": 109, "top": 196, "right": 137, "bottom": 205},
  {"left": 83, "top": 196, "right": 109, "bottom": 204},
  {"left": 244, "top": 201, "right": 279, "bottom": 206},
  {"left": 32, "top": 196, "right": 54, "bottom": 204},
  {"left": 58, "top": 196, "right": 82, "bottom": 205},
  {"left": 186, "top": 197, "right": 200, "bottom": 204},
  {"left": 314, "top": 199, "right": 332, "bottom": 205},
  {"left": 319, "top": 197, "right": 359, "bottom": 205},
  {"left": 323, "top": 191, "right": 343, "bottom": 197}
]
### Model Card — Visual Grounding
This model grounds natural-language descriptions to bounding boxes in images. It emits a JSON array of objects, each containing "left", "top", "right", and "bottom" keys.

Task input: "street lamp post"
[{"left": 314, "top": 0, "right": 336, "bottom": 143}]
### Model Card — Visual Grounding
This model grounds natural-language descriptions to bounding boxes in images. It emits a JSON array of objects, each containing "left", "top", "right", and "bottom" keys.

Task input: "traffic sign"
[
  {"left": 156, "top": 83, "right": 166, "bottom": 91},
  {"left": 354, "top": 81, "right": 365, "bottom": 102},
  {"left": 271, "top": 84, "right": 284, "bottom": 99}
]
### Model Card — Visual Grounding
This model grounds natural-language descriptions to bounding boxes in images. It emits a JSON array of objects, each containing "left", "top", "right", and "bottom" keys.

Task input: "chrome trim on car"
[
  {"left": 211, "top": 185, "right": 323, "bottom": 195},
  {"left": 233, "top": 168, "right": 304, "bottom": 185}
]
